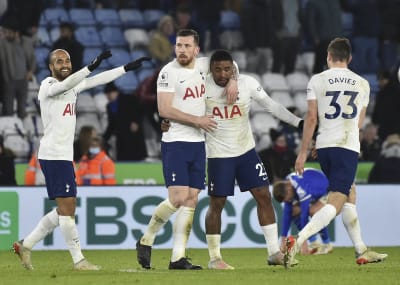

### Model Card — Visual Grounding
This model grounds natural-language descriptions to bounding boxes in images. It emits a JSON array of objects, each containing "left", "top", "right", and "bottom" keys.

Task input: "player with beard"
[
  {"left": 12, "top": 49, "right": 150, "bottom": 270},
  {"left": 136, "top": 30, "right": 238, "bottom": 270}
]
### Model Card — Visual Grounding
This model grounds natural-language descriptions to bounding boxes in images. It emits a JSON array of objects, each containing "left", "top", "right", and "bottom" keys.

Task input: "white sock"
[
  {"left": 341, "top": 202, "right": 367, "bottom": 254},
  {"left": 261, "top": 223, "right": 280, "bottom": 256},
  {"left": 141, "top": 199, "right": 178, "bottom": 246},
  {"left": 23, "top": 208, "right": 59, "bottom": 250},
  {"left": 59, "top": 215, "right": 84, "bottom": 264},
  {"left": 171, "top": 206, "right": 194, "bottom": 262},
  {"left": 298, "top": 204, "right": 336, "bottom": 246},
  {"left": 206, "top": 234, "right": 222, "bottom": 261}
]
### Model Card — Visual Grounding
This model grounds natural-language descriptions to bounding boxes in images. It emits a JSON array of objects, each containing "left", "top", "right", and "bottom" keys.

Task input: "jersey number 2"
[{"left": 324, "top": 91, "right": 358, "bottom": 119}]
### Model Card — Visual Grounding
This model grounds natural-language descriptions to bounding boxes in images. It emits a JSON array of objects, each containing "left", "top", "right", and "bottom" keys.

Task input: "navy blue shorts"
[
  {"left": 161, "top": 141, "right": 206, "bottom": 190},
  {"left": 207, "top": 149, "right": 269, "bottom": 197},
  {"left": 317, "top": 147, "right": 358, "bottom": 195},
  {"left": 39, "top": 159, "right": 77, "bottom": 200}
]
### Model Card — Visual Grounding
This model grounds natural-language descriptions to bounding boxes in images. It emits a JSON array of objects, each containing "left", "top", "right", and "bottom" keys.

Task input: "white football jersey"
[
  {"left": 38, "top": 66, "right": 125, "bottom": 161},
  {"left": 307, "top": 67, "right": 370, "bottom": 152},
  {"left": 206, "top": 74, "right": 301, "bottom": 158},
  {"left": 157, "top": 57, "right": 209, "bottom": 142}
]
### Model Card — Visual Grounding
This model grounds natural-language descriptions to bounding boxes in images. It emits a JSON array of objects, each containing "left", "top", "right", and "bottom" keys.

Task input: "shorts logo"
[
  {"left": 0, "top": 192, "right": 18, "bottom": 250},
  {"left": 209, "top": 182, "right": 214, "bottom": 192},
  {"left": 172, "top": 172, "right": 176, "bottom": 182},
  {"left": 66, "top": 184, "right": 70, "bottom": 192}
]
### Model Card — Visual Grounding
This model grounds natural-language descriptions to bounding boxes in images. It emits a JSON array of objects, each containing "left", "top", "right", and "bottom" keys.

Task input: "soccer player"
[
  {"left": 203, "top": 50, "right": 303, "bottom": 269},
  {"left": 136, "top": 30, "right": 238, "bottom": 270},
  {"left": 273, "top": 168, "right": 333, "bottom": 255},
  {"left": 285, "top": 38, "right": 388, "bottom": 267},
  {"left": 12, "top": 49, "right": 150, "bottom": 270}
]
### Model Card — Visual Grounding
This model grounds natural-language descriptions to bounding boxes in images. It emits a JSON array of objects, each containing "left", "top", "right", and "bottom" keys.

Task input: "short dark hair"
[
  {"left": 176, "top": 29, "right": 199, "bottom": 46},
  {"left": 59, "top": 22, "right": 75, "bottom": 31},
  {"left": 327, "top": 37, "right": 352, "bottom": 62},
  {"left": 272, "top": 181, "right": 287, "bottom": 203},
  {"left": 210, "top": 49, "right": 233, "bottom": 65}
]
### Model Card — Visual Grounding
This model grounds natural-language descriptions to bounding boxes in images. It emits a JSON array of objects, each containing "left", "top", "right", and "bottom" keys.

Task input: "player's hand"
[
  {"left": 124, "top": 56, "right": 152, "bottom": 71},
  {"left": 295, "top": 151, "right": 307, "bottom": 175},
  {"left": 161, "top": 119, "right": 170, "bottom": 132},
  {"left": 87, "top": 50, "right": 112, "bottom": 71},
  {"left": 223, "top": 79, "right": 238, "bottom": 105},
  {"left": 195, "top": 115, "right": 217, "bottom": 132}
]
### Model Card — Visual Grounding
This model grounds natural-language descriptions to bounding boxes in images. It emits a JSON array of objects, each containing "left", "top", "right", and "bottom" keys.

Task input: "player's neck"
[{"left": 329, "top": 62, "right": 348, "bottom": 69}]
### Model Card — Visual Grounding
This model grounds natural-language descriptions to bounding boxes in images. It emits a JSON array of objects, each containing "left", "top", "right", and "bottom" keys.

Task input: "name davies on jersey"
[
  {"left": 328, "top": 77, "right": 356, "bottom": 85},
  {"left": 183, "top": 84, "right": 205, "bottom": 100}
]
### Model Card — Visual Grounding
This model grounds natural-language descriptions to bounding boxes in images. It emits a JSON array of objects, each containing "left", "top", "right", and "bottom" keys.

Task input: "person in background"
[
  {"left": 52, "top": 22, "right": 84, "bottom": 73},
  {"left": 24, "top": 151, "right": 45, "bottom": 186},
  {"left": 359, "top": 123, "right": 381, "bottom": 161},
  {"left": 258, "top": 128, "right": 297, "bottom": 184},
  {"left": 148, "top": 15, "right": 176, "bottom": 67},
  {"left": 0, "top": 135, "right": 16, "bottom": 185},
  {"left": 76, "top": 136, "right": 116, "bottom": 185},
  {"left": 0, "top": 18, "right": 36, "bottom": 119},
  {"left": 103, "top": 82, "right": 147, "bottom": 161},
  {"left": 368, "top": 133, "right": 400, "bottom": 183},
  {"left": 174, "top": 3, "right": 198, "bottom": 32},
  {"left": 73, "top": 125, "right": 97, "bottom": 162}
]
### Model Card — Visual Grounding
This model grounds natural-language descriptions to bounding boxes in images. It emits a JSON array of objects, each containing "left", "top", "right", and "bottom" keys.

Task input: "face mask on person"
[{"left": 89, "top": 147, "right": 101, "bottom": 155}]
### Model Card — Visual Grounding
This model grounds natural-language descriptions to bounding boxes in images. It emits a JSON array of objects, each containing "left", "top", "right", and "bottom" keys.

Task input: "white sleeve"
[
  {"left": 251, "top": 77, "right": 301, "bottom": 127},
  {"left": 75, "top": 66, "right": 126, "bottom": 93},
  {"left": 46, "top": 67, "right": 91, "bottom": 97},
  {"left": 306, "top": 76, "right": 318, "bottom": 100},
  {"left": 157, "top": 65, "right": 177, "bottom": 93}
]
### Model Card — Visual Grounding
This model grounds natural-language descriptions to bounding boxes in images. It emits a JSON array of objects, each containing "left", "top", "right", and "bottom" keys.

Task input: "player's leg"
[
  {"left": 250, "top": 186, "right": 283, "bottom": 265},
  {"left": 309, "top": 199, "right": 333, "bottom": 254},
  {"left": 286, "top": 148, "right": 356, "bottom": 267},
  {"left": 342, "top": 185, "right": 388, "bottom": 264},
  {"left": 168, "top": 142, "right": 204, "bottom": 270}
]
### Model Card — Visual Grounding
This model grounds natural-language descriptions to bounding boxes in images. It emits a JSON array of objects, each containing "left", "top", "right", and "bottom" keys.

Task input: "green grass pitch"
[{"left": 1, "top": 247, "right": 398, "bottom": 285}]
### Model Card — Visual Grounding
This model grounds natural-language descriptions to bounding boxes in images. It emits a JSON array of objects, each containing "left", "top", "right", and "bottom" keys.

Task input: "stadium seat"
[
  {"left": 293, "top": 91, "right": 308, "bottom": 115},
  {"left": 0, "top": 116, "right": 30, "bottom": 161},
  {"left": 219, "top": 10, "right": 241, "bottom": 30},
  {"left": 76, "top": 113, "right": 102, "bottom": 134},
  {"left": 255, "top": 132, "right": 272, "bottom": 151},
  {"left": 232, "top": 50, "right": 247, "bottom": 71},
  {"left": 270, "top": 91, "right": 295, "bottom": 108},
  {"left": 36, "top": 69, "right": 50, "bottom": 83},
  {"left": 219, "top": 30, "right": 243, "bottom": 50},
  {"left": 99, "top": 27, "right": 127, "bottom": 48},
  {"left": 261, "top": 72, "right": 290, "bottom": 93},
  {"left": 124, "top": 28, "right": 149, "bottom": 50},
  {"left": 23, "top": 115, "right": 43, "bottom": 138},
  {"left": 136, "top": 68, "right": 155, "bottom": 83},
  {"left": 75, "top": 26, "right": 102, "bottom": 47},
  {"left": 37, "top": 27, "right": 51, "bottom": 47},
  {"left": 42, "top": 8, "right": 70, "bottom": 27},
  {"left": 285, "top": 72, "right": 309, "bottom": 93},
  {"left": 35, "top": 47, "right": 50, "bottom": 69},
  {"left": 93, "top": 92, "right": 108, "bottom": 114},
  {"left": 362, "top": 73, "right": 379, "bottom": 94},
  {"left": 114, "top": 72, "right": 139, "bottom": 94},
  {"left": 130, "top": 49, "right": 153, "bottom": 69},
  {"left": 250, "top": 113, "right": 279, "bottom": 136},
  {"left": 341, "top": 12, "right": 353, "bottom": 38},
  {"left": 83, "top": 47, "right": 103, "bottom": 66},
  {"left": 119, "top": 9, "right": 145, "bottom": 28},
  {"left": 49, "top": 26, "right": 60, "bottom": 43},
  {"left": 142, "top": 9, "right": 165, "bottom": 30},
  {"left": 300, "top": 52, "right": 315, "bottom": 75},
  {"left": 94, "top": 9, "right": 121, "bottom": 27},
  {"left": 76, "top": 92, "right": 97, "bottom": 113},
  {"left": 69, "top": 8, "right": 96, "bottom": 26},
  {"left": 106, "top": 48, "right": 131, "bottom": 67}
]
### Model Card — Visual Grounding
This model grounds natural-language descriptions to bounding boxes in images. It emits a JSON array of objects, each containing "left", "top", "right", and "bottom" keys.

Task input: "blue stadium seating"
[
  {"left": 136, "top": 68, "right": 155, "bottom": 82},
  {"left": 35, "top": 47, "right": 50, "bottom": 69},
  {"left": 341, "top": 12, "right": 354, "bottom": 38},
  {"left": 100, "top": 27, "right": 127, "bottom": 48},
  {"left": 42, "top": 8, "right": 70, "bottom": 27},
  {"left": 69, "top": 8, "right": 96, "bottom": 26},
  {"left": 83, "top": 47, "right": 111, "bottom": 68},
  {"left": 37, "top": 27, "right": 52, "bottom": 47},
  {"left": 106, "top": 48, "right": 131, "bottom": 67},
  {"left": 36, "top": 69, "right": 50, "bottom": 83},
  {"left": 362, "top": 73, "right": 379, "bottom": 94},
  {"left": 94, "top": 9, "right": 121, "bottom": 27},
  {"left": 220, "top": 10, "right": 241, "bottom": 30},
  {"left": 142, "top": 9, "right": 165, "bottom": 30},
  {"left": 119, "top": 9, "right": 145, "bottom": 28},
  {"left": 130, "top": 50, "right": 153, "bottom": 69},
  {"left": 75, "top": 26, "right": 102, "bottom": 47},
  {"left": 114, "top": 72, "right": 139, "bottom": 94}
]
